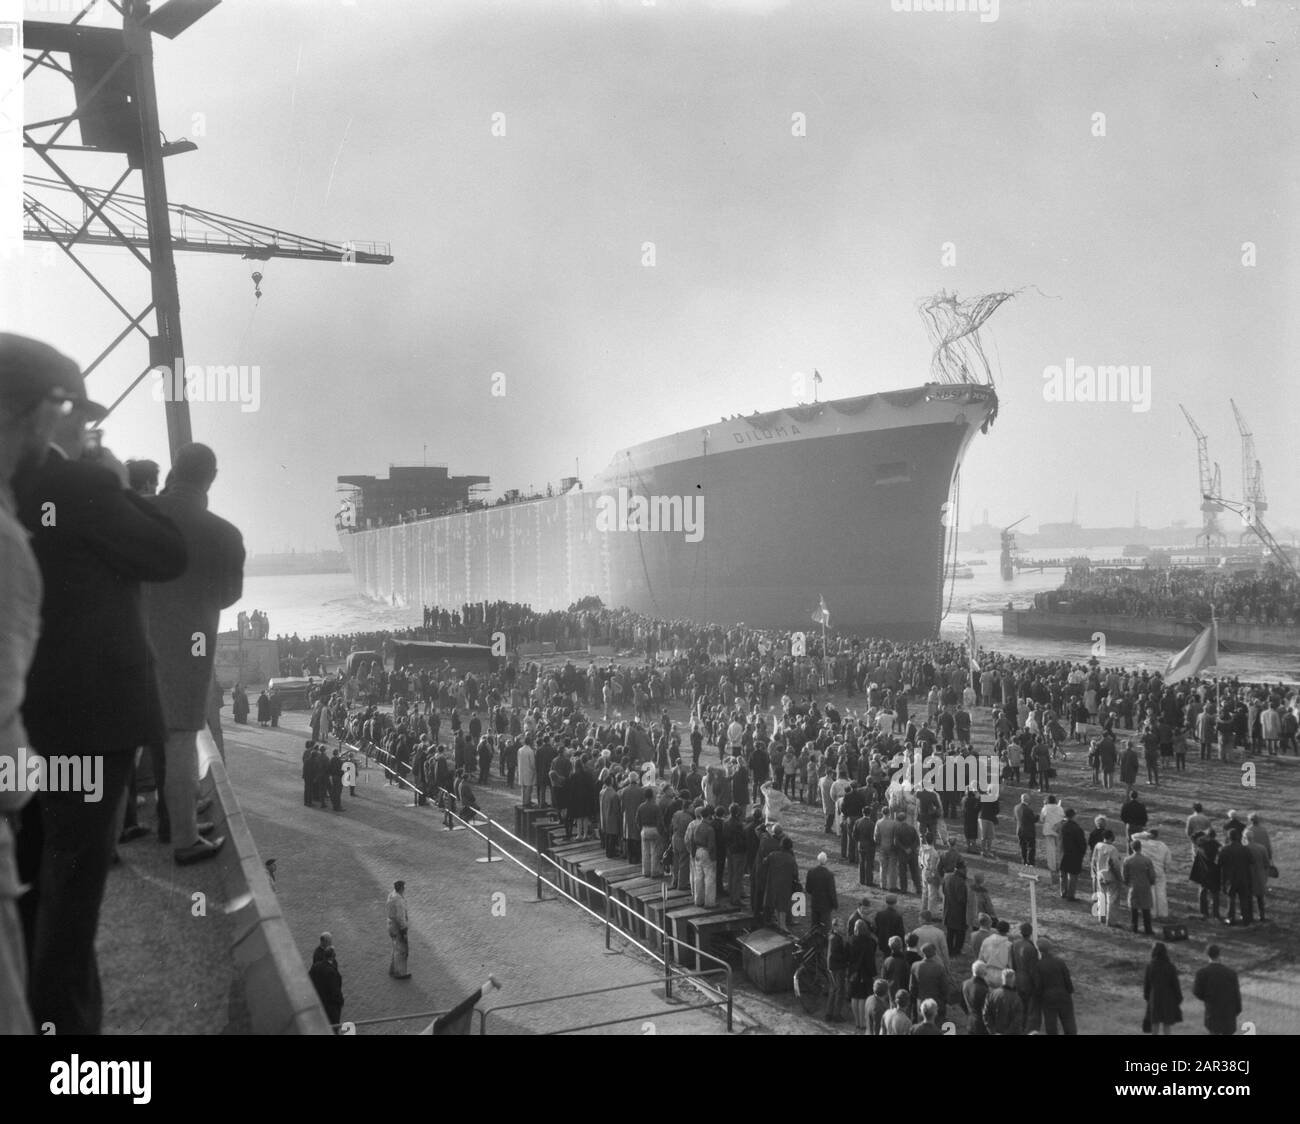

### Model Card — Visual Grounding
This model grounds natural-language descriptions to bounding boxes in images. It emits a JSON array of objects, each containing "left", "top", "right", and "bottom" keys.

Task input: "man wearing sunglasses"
[{"left": 9, "top": 334, "right": 187, "bottom": 1035}]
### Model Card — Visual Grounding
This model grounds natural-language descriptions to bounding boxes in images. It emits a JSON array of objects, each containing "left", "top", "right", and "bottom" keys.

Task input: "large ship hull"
[{"left": 338, "top": 384, "right": 997, "bottom": 638}]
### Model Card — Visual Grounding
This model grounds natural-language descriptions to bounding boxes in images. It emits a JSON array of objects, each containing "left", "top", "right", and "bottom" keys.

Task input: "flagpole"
[{"left": 1212, "top": 607, "right": 1219, "bottom": 717}]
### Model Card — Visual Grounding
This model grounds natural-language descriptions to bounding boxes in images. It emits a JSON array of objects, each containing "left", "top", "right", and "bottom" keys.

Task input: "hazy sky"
[{"left": 7, "top": 0, "right": 1297, "bottom": 552}]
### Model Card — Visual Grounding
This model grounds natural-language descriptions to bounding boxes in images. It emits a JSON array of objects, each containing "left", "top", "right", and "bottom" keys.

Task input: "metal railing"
[
  {"left": 330, "top": 1007, "right": 486, "bottom": 1034},
  {"left": 350, "top": 739, "right": 736, "bottom": 1031},
  {"left": 480, "top": 973, "right": 730, "bottom": 1035}
]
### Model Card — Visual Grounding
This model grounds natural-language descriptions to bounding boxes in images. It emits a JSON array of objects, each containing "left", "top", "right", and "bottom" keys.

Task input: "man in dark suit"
[
  {"left": 142, "top": 443, "right": 244, "bottom": 864},
  {"left": 619, "top": 773, "right": 644, "bottom": 864},
  {"left": 1037, "top": 939, "right": 1077, "bottom": 1035},
  {"left": 0, "top": 334, "right": 87, "bottom": 1035},
  {"left": 1192, "top": 944, "right": 1242, "bottom": 1035},
  {"left": 16, "top": 371, "right": 187, "bottom": 1035},
  {"left": 909, "top": 942, "right": 949, "bottom": 1020},
  {"left": 1218, "top": 829, "right": 1254, "bottom": 926},
  {"left": 872, "top": 892, "right": 906, "bottom": 957},
  {"left": 1009, "top": 921, "right": 1042, "bottom": 1033},
  {"left": 804, "top": 851, "right": 839, "bottom": 930}
]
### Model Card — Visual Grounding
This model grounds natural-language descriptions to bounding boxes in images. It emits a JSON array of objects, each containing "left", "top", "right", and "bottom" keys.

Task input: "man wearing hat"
[
  {"left": 9, "top": 334, "right": 187, "bottom": 1034},
  {"left": 0, "top": 333, "right": 86, "bottom": 1034}
]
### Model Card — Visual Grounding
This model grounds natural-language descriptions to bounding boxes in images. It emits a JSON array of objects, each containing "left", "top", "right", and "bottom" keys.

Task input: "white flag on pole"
[{"left": 1163, "top": 620, "right": 1218, "bottom": 685}]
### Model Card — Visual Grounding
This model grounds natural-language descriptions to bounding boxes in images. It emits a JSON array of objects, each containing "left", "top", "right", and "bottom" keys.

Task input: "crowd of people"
[
  {"left": 1039, "top": 562, "right": 1300, "bottom": 625},
  {"left": 289, "top": 593, "right": 1292, "bottom": 1035},
  {"left": 236, "top": 608, "right": 272, "bottom": 639},
  {"left": 1, "top": 333, "right": 246, "bottom": 1035}
]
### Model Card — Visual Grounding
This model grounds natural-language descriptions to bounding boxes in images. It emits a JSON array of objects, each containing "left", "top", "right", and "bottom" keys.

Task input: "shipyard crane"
[
  {"left": 1177, "top": 405, "right": 1227, "bottom": 548},
  {"left": 1203, "top": 494, "right": 1300, "bottom": 581},
  {"left": 1000, "top": 515, "right": 1028, "bottom": 581},
  {"left": 21, "top": 2, "right": 394, "bottom": 457},
  {"left": 24, "top": 176, "right": 395, "bottom": 265},
  {"left": 1229, "top": 399, "right": 1268, "bottom": 544}
]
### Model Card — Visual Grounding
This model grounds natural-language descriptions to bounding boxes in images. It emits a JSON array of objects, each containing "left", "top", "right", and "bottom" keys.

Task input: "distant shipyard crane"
[
  {"left": 21, "top": 1, "right": 393, "bottom": 457},
  {"left": 1000, "top": 515, "right": 1028, "bottom": 581},
  {"left": 1177, "top": 405, "right": 1227, "bottom": 548},
  {"left": 1229, "top": 399, "right": 1268, "bottom": 544},
  {"left": 1203, "top": 494, "right": 1300, "bottom": 581}
]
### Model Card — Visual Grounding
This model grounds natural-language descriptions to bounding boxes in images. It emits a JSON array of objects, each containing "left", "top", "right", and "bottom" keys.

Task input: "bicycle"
[{"left": 792, "top": 923, "right": 830, "bottom": 1016}]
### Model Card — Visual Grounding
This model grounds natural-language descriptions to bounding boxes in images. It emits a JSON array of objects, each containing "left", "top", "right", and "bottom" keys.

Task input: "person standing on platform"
[
  {"left": 387, "top": 880, "right": 411, "bottom": 979},
  {"left": 669, "top": 796, "right": 693, "bottom": 887},
  {"left": 14, "top": 345, "right": 187, "bottom": 1036},
  {"left": 621, "top": 772, "right": 644, "bottom": 865},
  {"left": 518, "top": 739, "right": 537, "bottom": 808},
  {"left": 0, "top": 334, "right": 84, "bottom": 1036},
  {"left": 724, "top": 804, "right": 748, "bottom": 907},
  {"left": 636, "top": 788, "right": 661, "bottom": 878},
  {"left": 690, "top": 806, "right": 718, "bottom": 908}
]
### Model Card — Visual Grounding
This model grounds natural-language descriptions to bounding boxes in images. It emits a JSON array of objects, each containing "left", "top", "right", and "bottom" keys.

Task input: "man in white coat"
[
  {"left": 518, "top": 740, "right": 538, "bottom": 807},
  {"left": 1133, "top": 828, "right": 1172, "bottom": 918},
  {"left": 1040, "top": 795, "right": 1066, "bottom": 875},
  {"left": 387, "top": 880, "right": 411, "bottom": 979}
]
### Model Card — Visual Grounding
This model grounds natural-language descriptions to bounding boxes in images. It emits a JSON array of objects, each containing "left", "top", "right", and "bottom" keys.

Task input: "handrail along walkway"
[{"left": 345, "top": 738, "right": 736, "bottom": 1032}]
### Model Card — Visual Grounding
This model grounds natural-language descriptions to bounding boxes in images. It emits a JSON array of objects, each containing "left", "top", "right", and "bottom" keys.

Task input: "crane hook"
[{"left": 251, "top": 270, "right": 263, "bottom": 300}]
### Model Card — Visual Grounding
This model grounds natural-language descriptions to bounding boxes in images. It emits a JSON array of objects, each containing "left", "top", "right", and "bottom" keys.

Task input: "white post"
[{"left": 1018, "top": 868, "right": 1041, "bottom": 949}]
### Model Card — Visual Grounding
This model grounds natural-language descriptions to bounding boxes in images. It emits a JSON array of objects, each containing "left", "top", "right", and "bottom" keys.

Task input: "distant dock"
[{"left": 1002, "top": 608, "right": 1300, "bottom": 655}]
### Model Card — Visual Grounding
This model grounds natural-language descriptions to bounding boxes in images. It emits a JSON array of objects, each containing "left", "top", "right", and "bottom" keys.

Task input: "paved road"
[{"left": 222, "top": 715, "right": 738, "bottom": 1034}]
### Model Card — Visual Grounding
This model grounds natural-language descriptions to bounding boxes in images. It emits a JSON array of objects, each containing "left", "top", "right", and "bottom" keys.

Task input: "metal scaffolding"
[{"left": 21, "top": 0, "right": 393, "bottom": 458}]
